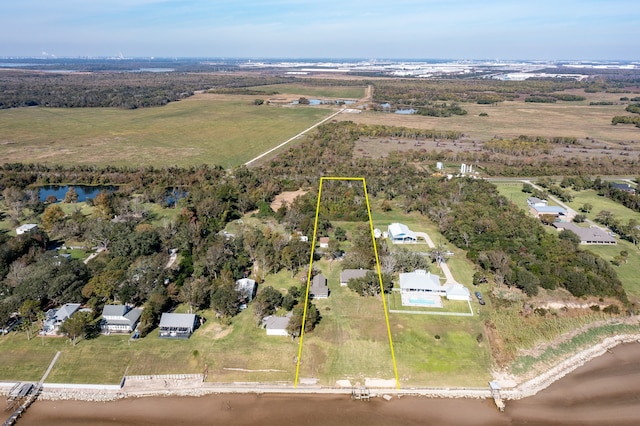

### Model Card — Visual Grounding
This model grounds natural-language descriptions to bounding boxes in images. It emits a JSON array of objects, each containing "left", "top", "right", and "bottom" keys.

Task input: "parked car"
[{"left": 475, "top": 291, "right": 486, "bottom": 305}]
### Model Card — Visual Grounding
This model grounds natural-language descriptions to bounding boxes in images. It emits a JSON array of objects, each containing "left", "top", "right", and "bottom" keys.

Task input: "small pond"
[{"left": 38, "top": 185, "right": 115, "bottom": 202}]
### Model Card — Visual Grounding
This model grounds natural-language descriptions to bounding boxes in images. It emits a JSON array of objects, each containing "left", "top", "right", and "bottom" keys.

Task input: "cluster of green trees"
[
  {"left": 0, "top": 71, "right": 293, "bottom": 109},
  {"left": 416, "top": 102, "right": 467, "bottom": 117}
]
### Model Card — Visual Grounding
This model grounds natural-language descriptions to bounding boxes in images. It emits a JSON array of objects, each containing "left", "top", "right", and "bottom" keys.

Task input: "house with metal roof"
[
  {"left": 262, "top": 312, "right": 292, "bottom": 336},
  {"left": 388, "top": 223, "right": 417, "bottom": 243},
  {"left": 159, "top": 313, "right": 198, "bottom": 339},
  {"left": 310, "top": 274, "right": 329, "bottom": 299},
  {"left": 101, "top": 305, "right": 142, "bottom": 334},
  {"left": 553, "top": 222, "right": 617, "bottom": 245},
  {"left": 42, "top": 303, "right": 81, "bottom": 334},
  {"left": 236, "top": 278, "right": 257, "bottom": 302},
  {"left": 529, "top": 204, "right": 568, "bottom": 222},
  {"left": 16, "top": 223, "right": 38, "bottom": 235},
  {"left": 399, "top": 270, "right": 470, "bottom": 306},
  {"left": 339, "top": 269, "right": 371, "bottom": 286}
]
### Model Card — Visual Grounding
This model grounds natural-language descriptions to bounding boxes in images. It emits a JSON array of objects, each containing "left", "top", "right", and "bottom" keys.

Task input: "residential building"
[
  {"left": 310, "top": 274, "right": 329, "bottom": 299},
  {"left": 262, "top": 312, "right": 292, "bottom": 336},
  {"left": 101, "top": 305, "right": 142, "bottom": 334},
  {"left": 611, "top": 183, "right": 636, "bottom": 194},
  {"left": 526, "top": 197, "right": 548, "bottom": 207},
  {"left": 159, "top": 313, "right": 198, "bottom": 339},
  {"left": 318, "top": 237, "right": 330, "bottom": 248},
  {"left": 387, "top": 223, "right": 417, "bottom": 243},
  {"left": 399, "top": 270, "right": 470, "bottom": 307},
  {"left": 529, "top": 204, "right": 567, "bottom": 222},
  {"left": 340, "top": 269, "right": 370, "bottom": 286},
  {"left": 16, "top": 224, "right": 38, "bottom": 235},
  {"left": 553, "top": 223, "right": 617, "bottom": 245},
  {"left": 42, "top": 303, "right": 81, "bottom": 334}
]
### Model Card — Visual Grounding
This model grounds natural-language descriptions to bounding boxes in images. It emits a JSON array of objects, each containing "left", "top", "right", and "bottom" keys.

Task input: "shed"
[{"left": 16, "top": 224, "right": 38, "bottom": 235}]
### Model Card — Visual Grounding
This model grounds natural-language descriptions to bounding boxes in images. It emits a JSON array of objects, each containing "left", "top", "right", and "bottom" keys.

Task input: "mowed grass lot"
[
  {"left": 0, "top": 94, "right": 330, "bottom": 168},
  {"left": 340, "top": 91, "right": 640, "bottom": 144}
]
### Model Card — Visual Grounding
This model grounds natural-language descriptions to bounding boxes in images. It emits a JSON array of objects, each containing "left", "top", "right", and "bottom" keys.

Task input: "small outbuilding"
[
  {"left": 235, "top": 278, "right": 257, "bottom": 302},
  {"left": 159, "top": 313, "right": 198, "bottom": 339},
  {"left": 16, "top": 224, "right": 38, "bottom": 235}
]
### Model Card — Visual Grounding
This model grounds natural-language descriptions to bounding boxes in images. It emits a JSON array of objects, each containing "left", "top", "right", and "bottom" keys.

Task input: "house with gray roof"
[
  {"left": 262, "top": 312, "right": 292, "bottom": 336},
  {"left": 42, "top": 303, "right": 81, "bottom": 334},
  {"left": 159, "top": 313, "right": 198, "bottom": 339},
  {"left": 553, "top": 222, "right": 617, "bottom": 245},
  {"left": 340, "top": 269, "right": 371, "bottom": 286},
  {"left": 310, "top": 274, "right": 329, "bottom": 299},
  {"left": 101, "top": 304, "right": 142, "bottom": 334}
]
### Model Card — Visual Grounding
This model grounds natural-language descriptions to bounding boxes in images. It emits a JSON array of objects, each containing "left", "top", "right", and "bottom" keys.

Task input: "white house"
[
  {"left": 318, "top": 237, "right": 330, "bottom": 248},
  {"left": 388, "top": 223, "right": 417, "bottom": 244},
  {"left": 399, "top": 270, "right": 470, "bottom": 307},
  {"left": 262, "top": 312, "right": 292, "bottom": 336},
  {"left": 443, "top": 283, "right": 471, "bottom": 301},
  {"left": 101, "top": 305, "right": 142, "bottom": 334},
  {"left": 527, "top": 197, "right": 547, "bottom": 207},
  {"left": 16, "top": 224, "right": 38, "bottom": 235}
]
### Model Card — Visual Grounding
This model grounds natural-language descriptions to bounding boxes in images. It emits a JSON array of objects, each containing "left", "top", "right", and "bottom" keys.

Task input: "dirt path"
[{"left": 244, "top": 108, "right": 344, "bottom": 167}]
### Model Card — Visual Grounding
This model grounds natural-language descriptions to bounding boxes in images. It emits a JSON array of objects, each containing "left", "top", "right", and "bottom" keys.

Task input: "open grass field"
[
  {"left": 341, "top": 90, "right": 640, "bottom": 145},
  {"left": 0, "top": 94, "right": 330, "bottom": 168},
  {"left": 565, "top": 189, "right": 640, "bottom": 224},
  {"left": 247, "top": 83, "right": 365, "bottom": 99}
]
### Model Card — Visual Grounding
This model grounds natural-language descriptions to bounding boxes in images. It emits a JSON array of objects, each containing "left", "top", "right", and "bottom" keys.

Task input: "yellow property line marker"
[{"left": 294, "top": 176, "right": 400, "bottom": 389}]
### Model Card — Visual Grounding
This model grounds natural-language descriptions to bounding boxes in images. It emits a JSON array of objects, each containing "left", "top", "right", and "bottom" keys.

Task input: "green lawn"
[
  {"left": 566, "top": 189, "right": 640, "bottom": 224},
  {"left": 0, "top": 96, "right": 330, "bottom": 168}
]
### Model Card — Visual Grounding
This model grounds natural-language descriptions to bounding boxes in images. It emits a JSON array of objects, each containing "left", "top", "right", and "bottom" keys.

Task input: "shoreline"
[{"left": 4, "top": 333, "right": 639, "bottom": 403}]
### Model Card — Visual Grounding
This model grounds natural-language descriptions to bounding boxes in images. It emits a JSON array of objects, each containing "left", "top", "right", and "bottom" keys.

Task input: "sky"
[{"left": 1, "top": 0, "right": 639, "bottom": 60}]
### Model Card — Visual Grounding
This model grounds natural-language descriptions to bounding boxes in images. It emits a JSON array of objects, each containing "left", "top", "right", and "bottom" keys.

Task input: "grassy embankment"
[{"left": 0, "top": 94, "right": 330, "bottom": 168}]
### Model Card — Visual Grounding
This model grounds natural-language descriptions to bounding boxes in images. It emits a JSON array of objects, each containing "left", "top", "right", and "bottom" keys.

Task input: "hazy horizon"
[{"left": 2, "top": 1, "right": 639, "bottom": 60}]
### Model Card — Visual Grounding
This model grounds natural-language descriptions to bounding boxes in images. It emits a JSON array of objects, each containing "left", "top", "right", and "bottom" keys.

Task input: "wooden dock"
[
  {"left": 489, "top": 381, "right": 505, "bottom": 412},
  {"left": 351, "top": 386, "right": 370, "bottom": 401},
  {"left": 3, "top": 351, "right": 60, "bottom": 425}
]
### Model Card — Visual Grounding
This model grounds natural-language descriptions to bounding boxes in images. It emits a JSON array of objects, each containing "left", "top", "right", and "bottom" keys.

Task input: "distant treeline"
[{"left": 0, "top": 71, "right": 294, "bottom": 109}]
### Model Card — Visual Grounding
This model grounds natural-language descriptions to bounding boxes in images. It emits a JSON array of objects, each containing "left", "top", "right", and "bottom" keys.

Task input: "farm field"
[
  {"left": 341, "top": 91, "right": 640, "bottom": 145},
  {"left": 0, "top": 94, "right": 330, "bottom": 168},
  {"left": 247, "top": 83, "right": 366, "bottom": 99}
]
